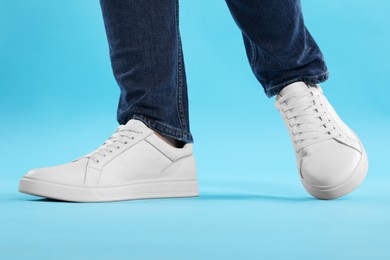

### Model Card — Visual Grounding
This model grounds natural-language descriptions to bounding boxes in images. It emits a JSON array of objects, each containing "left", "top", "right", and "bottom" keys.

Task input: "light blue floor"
[
  {"left": 1, "top": 0, "right": 390, "bottom": 259},
  {"left": 1, "top": 170, "right": 390, "bottom": 259}
]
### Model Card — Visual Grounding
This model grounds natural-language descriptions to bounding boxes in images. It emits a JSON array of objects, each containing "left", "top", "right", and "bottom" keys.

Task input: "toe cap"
[
  {"left": 300, "top": 140, "right": 362, "bottom": 188},
  {"left": 24, "top": 158, "right": 89, "bottom": 186}
]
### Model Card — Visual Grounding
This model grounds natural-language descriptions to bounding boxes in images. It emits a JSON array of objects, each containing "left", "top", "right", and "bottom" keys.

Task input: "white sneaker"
[
  {"left": 19, "top": 119, "right": 199, "bottom": 202},
  {"left": 275, "top": 82, "right": 368, "bottom": 199}
]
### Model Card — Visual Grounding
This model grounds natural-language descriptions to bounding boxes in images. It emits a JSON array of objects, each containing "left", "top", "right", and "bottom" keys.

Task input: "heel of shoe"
[
  {"left": 158, "top": 155, "right": 197, "bottom": 180},
  {"left": 97, "top": 155, "right": 199, "bottom": 201}
]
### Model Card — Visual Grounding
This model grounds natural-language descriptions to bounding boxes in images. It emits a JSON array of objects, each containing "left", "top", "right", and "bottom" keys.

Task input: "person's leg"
[
  {"left": 225, "top": 0, "right": 328, "bottom": 97},
  {"left": 100, "top": 0, "right": 193, "bottom": 143},
  {"left": 18, "top": 0, "right": 199, "bottom": 202},
  {"left": 225, "top": 0, "right": 368, "bottom": 199}
]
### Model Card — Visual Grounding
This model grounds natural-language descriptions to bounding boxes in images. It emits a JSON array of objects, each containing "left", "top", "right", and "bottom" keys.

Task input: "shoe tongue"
[
  {"left": 125, "top": 119, "right": 147, "bottom": 129},
  {"left": 279, "top": 81, "right": 309, "bottom": 97}
]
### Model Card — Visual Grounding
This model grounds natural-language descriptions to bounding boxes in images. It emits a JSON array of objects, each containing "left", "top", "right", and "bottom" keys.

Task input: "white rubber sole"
[
  {"left": 300, "top": 146, "right": 368, "bottom": 200},
  {"left": 19, "top": 177, "right": 199, "bottom": 202}
]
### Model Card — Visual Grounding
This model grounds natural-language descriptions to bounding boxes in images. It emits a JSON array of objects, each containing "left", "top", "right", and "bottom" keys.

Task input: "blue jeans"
[{"left": 99, "top": 0, "right": 329, "bottom": 143}]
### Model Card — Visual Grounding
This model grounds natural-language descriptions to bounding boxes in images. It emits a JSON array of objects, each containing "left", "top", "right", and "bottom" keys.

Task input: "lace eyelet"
[
  {"left": 96, "top": 160, "right": 100, "bottom": 163},
  {"left": 124, "top": 141, "right": 128, "bottom": 144}
]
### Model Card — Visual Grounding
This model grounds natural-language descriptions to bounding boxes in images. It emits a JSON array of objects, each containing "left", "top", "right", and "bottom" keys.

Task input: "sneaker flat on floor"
[
  {"left": 19, "top": 119, "right": 199, "bottom": 202},
  {"left": 275, "top": 82, "right": 368, "bottom": 200}
]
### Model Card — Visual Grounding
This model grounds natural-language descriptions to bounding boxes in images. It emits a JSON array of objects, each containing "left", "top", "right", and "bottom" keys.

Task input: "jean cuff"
[
  {"left": 131, "top": 114, "right": 194, "bottom": 143},
  {"left": 265, "top": 71, "right": 329, "bottom": 97}
]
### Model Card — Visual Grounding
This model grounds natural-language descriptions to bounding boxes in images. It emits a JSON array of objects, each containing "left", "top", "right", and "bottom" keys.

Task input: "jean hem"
[
  {"left": 131, "top": 114, "right": 194, "bottom": 143},
  {"left": 265, "top": 71, "right": 329, "bottom": 97}
]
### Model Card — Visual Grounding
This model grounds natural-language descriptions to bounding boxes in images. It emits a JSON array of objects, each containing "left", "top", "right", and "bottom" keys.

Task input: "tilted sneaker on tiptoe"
[
  {"left": 19, "top": 119, "right": 199, "bottom": 202},
  {"left": 275, "top": 82, "right": 368, "bottom": 200}
]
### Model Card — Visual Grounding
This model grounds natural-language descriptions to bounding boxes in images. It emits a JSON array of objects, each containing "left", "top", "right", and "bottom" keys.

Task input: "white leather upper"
[
  {"left": 276, "top": 82, "right": 365, "bottom": 187},
  {"left": 25, "top": 120, "right": 196, "bottom": 187}
]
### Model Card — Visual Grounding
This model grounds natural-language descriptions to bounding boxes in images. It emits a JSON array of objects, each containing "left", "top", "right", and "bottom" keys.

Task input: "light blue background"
[{"left": 1, "top": 0, "right": 389, "bottom": 259}]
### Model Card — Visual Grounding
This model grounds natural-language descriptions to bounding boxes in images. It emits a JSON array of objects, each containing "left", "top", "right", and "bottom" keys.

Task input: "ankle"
[{"left": 155, "top": 132, "right": 185, "bottom": 148}]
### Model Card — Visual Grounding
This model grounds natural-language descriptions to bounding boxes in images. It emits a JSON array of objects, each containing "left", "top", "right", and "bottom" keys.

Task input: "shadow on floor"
[
  {"left": 197, "top": 193, "right": 317, "bottom": 202},
  {"left": 4, "top": 187, "right": 351, "bottom": 203},
  {"left": 20, "top": 192, "right": 319, "bottom": 203}
]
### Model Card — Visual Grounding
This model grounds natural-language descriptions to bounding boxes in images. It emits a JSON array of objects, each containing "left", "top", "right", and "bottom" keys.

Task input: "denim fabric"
[
  {"left": 99, "top": 0, "right": 328, "bottom": 143},
  {"left": 225, "top": 0, "right": 329, "bottom": 97}
]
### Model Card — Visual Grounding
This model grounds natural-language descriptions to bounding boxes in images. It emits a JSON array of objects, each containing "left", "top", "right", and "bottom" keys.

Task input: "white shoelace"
[
  {"left": 88, "top": 125, "right": 143, "bottom": 163},
  {"left": 276, "top": 87, "right": 341, "bottom": 151}
]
